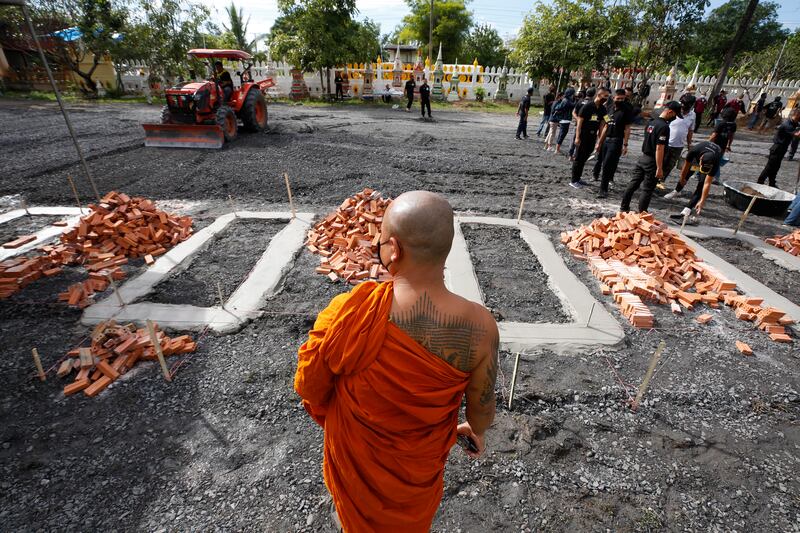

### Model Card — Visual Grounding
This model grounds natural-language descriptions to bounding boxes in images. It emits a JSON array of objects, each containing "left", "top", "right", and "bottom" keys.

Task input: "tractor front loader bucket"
[{"left": 142, "top": 123, "right": 224, "bottom": 149}]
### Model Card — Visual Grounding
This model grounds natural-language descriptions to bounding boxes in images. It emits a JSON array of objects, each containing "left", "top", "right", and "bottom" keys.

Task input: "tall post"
[
  {"left": 20, "top": 3, "right": 101, "bottom": 203},
  {"left": 429, "top": 0, "right": 434, "bottom": 63},
  {"left": 708, "top": 0, "right": 759, "bottom": 109}
]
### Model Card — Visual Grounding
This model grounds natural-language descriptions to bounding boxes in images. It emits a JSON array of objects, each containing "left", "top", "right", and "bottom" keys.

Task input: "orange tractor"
[{"left": 142, "top": 49, "right": 275, "bottom": 149}]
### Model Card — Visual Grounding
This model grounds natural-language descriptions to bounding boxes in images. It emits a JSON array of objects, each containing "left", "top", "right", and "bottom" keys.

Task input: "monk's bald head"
[{"left": 383, "top": 191, "right": 454, "bottom": 265}]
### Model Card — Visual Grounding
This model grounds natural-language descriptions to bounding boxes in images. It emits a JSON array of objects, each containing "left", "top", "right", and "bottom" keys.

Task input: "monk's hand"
[{"left": 457, "top": 422, "right": 486, "bottom": 459}]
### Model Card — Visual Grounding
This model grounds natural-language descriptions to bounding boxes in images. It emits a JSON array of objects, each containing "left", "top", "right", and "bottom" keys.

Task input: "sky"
[{"left": 199, "top": 0, "right": 800, "bottom": 44}]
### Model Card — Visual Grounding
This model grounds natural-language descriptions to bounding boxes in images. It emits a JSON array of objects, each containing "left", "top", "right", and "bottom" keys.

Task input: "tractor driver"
[{"left": 213, "top": 61, "right": 233, "bottom": 103}]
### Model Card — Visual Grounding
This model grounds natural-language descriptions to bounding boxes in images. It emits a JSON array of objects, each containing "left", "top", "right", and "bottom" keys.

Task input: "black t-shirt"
[
  {"left": 764, "top": 101, "right": 782, "bottom": 118},
  {"left": 773, "top": 119, "right": 798, "bottom": 148},
  {"left": 577, "top": 100, "right": 606, "bottom": 138},
  {"left": 419, "top": 84, "right": 431, "bottom": 101},
  {"left": 518, "top": 94, "right": 531, "bottom": 114},
  {"left": 641, "top": 117, "right": 670, "bottom": 156},
  {"left": 713, "top": 120, "right": 737, "bottom": 149},
  {"left": 686, "top": 141, "right": 722, "bottom": 176},
  {"left": 605, "top": 102, "right": 632, "bottom": 140},
  {"left": 335, "top": 75, "right": 343, "bottom": 85},
  {"left": 405, "top": 79, "right": 416, "bottom": 95},
  {"left": 543, "top": 92, "right": 555, "bottom": 114},
  {"left": 217, "top": 70, "right": 233, "bottom": 87}
]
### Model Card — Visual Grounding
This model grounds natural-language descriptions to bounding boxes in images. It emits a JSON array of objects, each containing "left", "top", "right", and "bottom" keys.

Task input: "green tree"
[
  {"left": 688, "top": 0, "right": 787, "bottom": 69},
  {"left": 223, "top": 2, "right": 255, "bottom": 54},
  {"left": 731, "top": 29, "right": 800, "bottom": 82},
  {"left": 510, "top": 0, "right": 632, "bottom": 81},
  {"left": 462, "top": 24, "right": 506, "bottom": 67},
  {"left": 397, "top": 0, "right": 473, "bottom": 63}
]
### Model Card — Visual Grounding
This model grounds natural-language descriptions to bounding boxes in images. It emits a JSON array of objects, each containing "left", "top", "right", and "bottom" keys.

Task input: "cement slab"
[
  {"left": 81, "top": 212, "right": 313, "bottom": 333},
  {"left": 446, "top": 216, "right": 625, "bottom": 354},
  {"left": 0, "top": 207, "right": 84, "bottom": 260},
  {"left": 679, "top": 224, "right": 800, "bottom": 273}
]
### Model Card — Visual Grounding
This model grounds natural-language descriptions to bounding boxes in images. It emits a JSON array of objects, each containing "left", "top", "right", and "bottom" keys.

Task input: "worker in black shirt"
[
  {"left": 419, "top": 78, "right": 432, "bottom": 119},
  {"left": 516, "top": 87, "right": 534, "bottom": 139},
  {"left": 404, "top": 77, "right": 416, "bottom": 112},
  {"left": 620, "top": 101, "right": 682, "bottom": 213},
  {"left": 709, "top": 107, "right": 737, "bottom": 156},
  {"left": 594, "top": 89, "right": 632, "bottom": 197},
  {"left": 570, "top": 87, "right": 609, "bottom": 189},
  {"left": 335, "top": 71, "right": 344, "bottom": 100},
  {"left": 537, "top": 85, "right": 556, "bottom": 137},
  {"left": 757, "top": 108, "right": 800, "bottom": 188},
  {"left": 213, "top": 61, "right": 233, "bottom": 103},
  {"left": 666, "top": 141, "right": 723, "bottom": 223},
  {"left": 569, "top": 88, "right": 595, "bottom": 158}
]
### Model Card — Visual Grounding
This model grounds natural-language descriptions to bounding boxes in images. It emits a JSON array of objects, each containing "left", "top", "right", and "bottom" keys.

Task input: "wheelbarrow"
[{"left": 722, "top": 180, "right": 796, "bottom": 217}]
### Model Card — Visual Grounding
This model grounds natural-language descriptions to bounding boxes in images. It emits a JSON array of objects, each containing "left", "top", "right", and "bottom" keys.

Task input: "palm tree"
[{"left": 223, "top": 2, "right": 254, "bottom": 53}]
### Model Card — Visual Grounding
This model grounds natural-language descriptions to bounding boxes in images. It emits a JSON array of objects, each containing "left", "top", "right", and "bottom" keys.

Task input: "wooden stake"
[
  {"left": 679, "top": 212, "right": 689, "bottom": 234},
  {"left": 146, "top": 320, "right": 171, "bottom": 382},
  {"left": 228, "top": 195, "right": 237, "bottom": 217},
  {"left": 507, "top": 352, "right": 521, "bottom": 409},
  {"left": 216, "top": 281, "right": 225, "bottom": 309},
  {"left": 21, "top": 198, "right": 31, "bottom": 217},
  {"left": 106, "top": 273, "right": 125, "bottom": 307},
  {"left": 516, "top": 184, "right": 529, "bottom": 223},
  {"left": 632, "top": 340, "right": 666, "bottom": 411},
  {"left": 31, "top": 348, "right": 46, "bottom": 381},
  {"left": 66, "top": 174, "right": 84, "bottom": 214},
  {"left": 284, "top": 173, "right": 296, "bottom": 219},
  {"left": 733, "top": 196, "right": 758, "bottom": 235},
  {"left": 586, "top": 302, "right": 596, "bottom": 327}
]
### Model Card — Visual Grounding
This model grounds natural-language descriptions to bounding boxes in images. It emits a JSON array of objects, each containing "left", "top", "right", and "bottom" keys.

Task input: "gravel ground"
[
  {"left": 146, "top": 218, "right": 287, "bottom": 307},
  {"left": 0, "top": 98, "right": 798, "bottom": 532},
  {"left": 462, "top": 223, "right": 571, "bottom": 323},
  {"left": 0, "top": 215, "right": 62, "bottom": 245},
  {"left": 696, "top": 237, "right": 800, "bottom": 306}
]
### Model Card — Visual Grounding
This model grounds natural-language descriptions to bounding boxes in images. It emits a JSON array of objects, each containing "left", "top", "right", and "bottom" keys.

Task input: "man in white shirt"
[{"left": 661, "top": 95, "right": 696, "bottom": 185}]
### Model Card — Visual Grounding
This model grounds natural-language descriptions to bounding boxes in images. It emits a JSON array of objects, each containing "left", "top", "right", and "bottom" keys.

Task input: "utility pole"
[
  {"left": 708, "top": 0, "right": 759, "bottom": 107},
  {"left": 429, "top": 0, "right": 434, "bottom": 62}
]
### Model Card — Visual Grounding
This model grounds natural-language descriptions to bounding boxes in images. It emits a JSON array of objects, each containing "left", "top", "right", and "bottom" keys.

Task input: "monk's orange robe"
[{"left": 295, "top": 281, "right": 470, "bottom": 532}]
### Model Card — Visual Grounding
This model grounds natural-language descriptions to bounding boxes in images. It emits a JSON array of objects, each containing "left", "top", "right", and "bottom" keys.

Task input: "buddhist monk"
[{"left": 295, "top": 190, "right": 499, "bottom": 532}]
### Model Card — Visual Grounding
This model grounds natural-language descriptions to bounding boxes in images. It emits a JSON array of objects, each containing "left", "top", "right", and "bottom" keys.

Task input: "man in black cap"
[
  {"left": 665, "top": 141, "right": 723, "bottom": 223},
  {"left": 569, "top": 87, "right": 609, "bottom": 189},
  {"left": 594, "top": 89, "right": 633, "bottom": 198},
  {"left": 757, "top": 107, "right": 800, "bottom": 188},
  {"left": 620, "top": 101, "right": 682, "bottom": 213},
  {"left": 516, "top": 87, "right": 534, "bottom": 139}
]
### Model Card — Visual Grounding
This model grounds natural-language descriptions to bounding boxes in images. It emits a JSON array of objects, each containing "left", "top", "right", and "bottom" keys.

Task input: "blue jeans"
[
  {"left": 556, "top": 121, "right": 570, "bottom": 146},
  {"left": 747, "top": 112, "right": 760, "bottom": 129},
  {"left": 536, "top": 113, "right": 550, "bottom": 136},
  {"left": 785, "top": 195, "right": 800, "bottom": 226}
]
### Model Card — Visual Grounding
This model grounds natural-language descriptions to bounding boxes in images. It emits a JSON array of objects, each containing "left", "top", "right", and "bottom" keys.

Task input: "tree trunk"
[
  {"left": 319, "top": 68, "right": 325, "bottom": 99},
  {"left": 709, "top": 0, "right": 759, "bottom": 106},
  {"left": 326, "top": 67, "right": 332, "bottom": 100}
]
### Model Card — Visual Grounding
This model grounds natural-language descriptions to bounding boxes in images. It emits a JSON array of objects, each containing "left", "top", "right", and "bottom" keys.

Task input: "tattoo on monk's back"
[{"left": 391, "top": 292, "right": 485, "bottom": 372}]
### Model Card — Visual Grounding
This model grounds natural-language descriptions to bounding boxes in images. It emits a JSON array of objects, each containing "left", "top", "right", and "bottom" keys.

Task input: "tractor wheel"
[
  {"left": 241, "top": 89, "right": 268, "bottom": 132},
  {"left": 215, "top": 105, "right": 238, "bottom": 143},
  {"left": 160, "top": 105, "right": 173, "bottom": 124}
]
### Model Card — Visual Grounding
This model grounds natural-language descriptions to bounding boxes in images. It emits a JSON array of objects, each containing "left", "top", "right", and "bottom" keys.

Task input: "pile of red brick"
[
  {"left": 305, "top": 188, "right": 393, "bottom": 283},
  {"left": 562, "top": 212, "right": 794, "bottom": 350},
  {"left": 765, "top": 229, "right": 800, "bottom": 256},
  {"left": 0, "top": 192, "right": 193, "bottom": 305},
  {"left": 59, "top": 320, "right": 196, "bottom": 398}
]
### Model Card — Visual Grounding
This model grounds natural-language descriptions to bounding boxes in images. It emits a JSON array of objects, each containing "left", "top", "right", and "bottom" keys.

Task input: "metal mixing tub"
[{"left": 722, "top": 180, "right": 796, "bottom": 217}]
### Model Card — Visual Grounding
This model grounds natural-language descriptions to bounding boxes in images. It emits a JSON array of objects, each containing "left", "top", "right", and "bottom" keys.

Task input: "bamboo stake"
[
  {"left": 21, "top": 198, "right": 31, "bottom": 217},
  {"left": 507, "top": 352, "right": 521, "bottom": 409},
  {"left": 284, "top": 173, "right": 296, "bottom": 219},
  {"left": 146, "top": 320, "right": 171, "bottom": 382},
  {"left": 32, "top": 348, "right": 46, "bottom": 381},
  {"left": 679, "top": 212, "right": 689, "bottom": 234},
  {"left": 216, "top": 281, "right": 226, "bottom": 309},
  {"left": 586, "top": 302, "right": 596, "bottom": 327},
  {"left": 106, "top": 274, "right": 125, "bottom": 307},
  {"left": 733, "top": 196, "right": 758, "bottom": 235},
  {"left": 516, "top": 184, "right": 529, "bottom": 223},
  {"left": 632, "top": 340, "right": 666, "bottom": 411},
  {"left": 228, "top": 195, "right": 237, "bottom": 217},
  {"left": 66, "top": 175, "right": 84, "bottom": 214}
]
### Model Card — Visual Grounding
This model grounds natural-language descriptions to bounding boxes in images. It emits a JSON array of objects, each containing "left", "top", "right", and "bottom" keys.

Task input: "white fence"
[{"left": 118, "top": 60, "right": 800, "bottom": 110}]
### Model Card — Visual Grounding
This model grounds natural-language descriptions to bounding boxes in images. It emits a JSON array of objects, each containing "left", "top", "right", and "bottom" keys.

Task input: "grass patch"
[{"left": 269, "top": 95, "right": 532, "bottom": 114}]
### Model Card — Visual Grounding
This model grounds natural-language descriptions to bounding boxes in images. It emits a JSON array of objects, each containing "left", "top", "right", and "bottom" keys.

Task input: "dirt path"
[{"left": 0, "top": 99, "right": 798, "bottom": 532}]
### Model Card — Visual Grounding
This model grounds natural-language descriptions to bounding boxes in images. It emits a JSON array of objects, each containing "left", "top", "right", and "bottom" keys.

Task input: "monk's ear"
[{"left": 389, "top": 236, "right": 402, "bottom": 264}]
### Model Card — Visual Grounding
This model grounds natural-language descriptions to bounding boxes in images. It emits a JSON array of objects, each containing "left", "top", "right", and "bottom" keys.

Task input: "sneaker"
[
  {"left": 523, "top": 135, "right": 529, "bottom": 139},
  {"left": 597, "top": 191, "right": 608, "bottom": 198},
  {"left": 515, "top": 136, "right": 521, "bottom": 140},
  {"left": 663, "top": 190, "right": 678, "bottom": 200},
  {"left": 577, "top": 179, "right": 590, "bottom": 187},
  {"left": 569, "top": 181, "right": 584, "bottom": 189}
]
